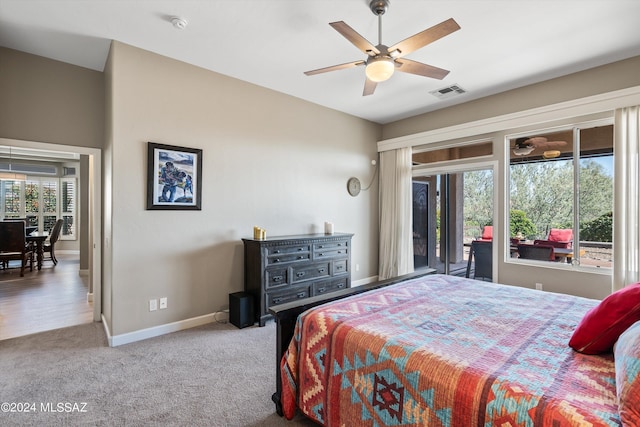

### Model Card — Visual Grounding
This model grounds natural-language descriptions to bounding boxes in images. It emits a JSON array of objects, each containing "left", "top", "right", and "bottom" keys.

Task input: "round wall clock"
[{"left": 347, "top": 177, "right": 361, "bottom": 197}]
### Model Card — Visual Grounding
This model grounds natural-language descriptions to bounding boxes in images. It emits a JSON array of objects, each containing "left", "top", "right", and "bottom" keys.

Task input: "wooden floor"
[{"left": 0, "top": 252, "right": 93, "bottom": 341}]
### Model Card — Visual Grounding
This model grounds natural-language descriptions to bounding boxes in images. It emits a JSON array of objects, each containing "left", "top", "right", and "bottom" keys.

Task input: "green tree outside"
[{"left": 462, "top": 158, "right": 612, "bottom": 242}]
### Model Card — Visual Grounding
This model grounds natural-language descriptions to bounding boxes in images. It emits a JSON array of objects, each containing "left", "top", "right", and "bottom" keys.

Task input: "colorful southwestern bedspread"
[{"left": 281, "top": 274, "right": 621, "bottom": 426}]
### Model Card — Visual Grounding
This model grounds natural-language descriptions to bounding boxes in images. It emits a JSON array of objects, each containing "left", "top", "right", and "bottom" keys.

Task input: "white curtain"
[
  {"left": 613, "top": 105, "right": 640, "bottom": 291},
  {"left": 378, "top": 147, "right": 414, "bottom": 279}
]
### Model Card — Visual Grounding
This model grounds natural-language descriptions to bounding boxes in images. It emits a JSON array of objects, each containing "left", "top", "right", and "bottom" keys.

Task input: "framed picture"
[{"left": 146, "top": 142, "right": 202, "bottom": 210}]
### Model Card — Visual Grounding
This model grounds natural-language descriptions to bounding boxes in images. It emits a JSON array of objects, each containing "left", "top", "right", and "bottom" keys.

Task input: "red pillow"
[
  {"left": 569, "top": 283, "right": 640, "bottom": 354},
  {"left": 548, "top": 228, "right": 573, "bottom": 242}
]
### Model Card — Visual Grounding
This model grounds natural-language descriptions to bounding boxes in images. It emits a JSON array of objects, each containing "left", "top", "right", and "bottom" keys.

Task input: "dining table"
[
  {"left": 552, "top": 247, "right": 587, "bottom": 263},
  {"left": 27, "top": 232, "right": 48, "bottom": 270}
]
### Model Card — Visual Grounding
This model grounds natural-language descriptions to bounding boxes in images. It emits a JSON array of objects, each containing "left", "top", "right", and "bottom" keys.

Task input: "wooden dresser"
[{"left": 242, "top": 233, "right": 353, "bottom": 326}]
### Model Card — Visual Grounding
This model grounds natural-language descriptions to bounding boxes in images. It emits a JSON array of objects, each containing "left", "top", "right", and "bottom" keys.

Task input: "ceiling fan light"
[
  {"left": 365, "top": 57, "right": 394, "bottom": 82},
  {"left": 513, "top": 146, "right": 534, "bottom": 156}
]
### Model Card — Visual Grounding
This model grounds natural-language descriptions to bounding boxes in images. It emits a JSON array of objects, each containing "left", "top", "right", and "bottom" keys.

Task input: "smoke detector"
[{"left": 171, "top": 17, "right": 188, "bottom": 30}]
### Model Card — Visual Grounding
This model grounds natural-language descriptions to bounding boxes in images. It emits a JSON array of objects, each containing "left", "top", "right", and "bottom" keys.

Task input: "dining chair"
[
  {"left": 517, "top": 243, "right": 555, "bottom": 261},
  {"left": 43, "top": 218, "right": 64, "bottom": 265},
  {"left": 0, "top": 221, "right": 34, "bottom": 276},
  {"left": 470, "top": 240, "right": 492, "bottom": 281}
]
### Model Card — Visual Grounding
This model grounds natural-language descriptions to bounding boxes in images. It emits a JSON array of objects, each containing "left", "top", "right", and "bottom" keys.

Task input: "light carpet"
[{"left": 0, "top": 320, "right": 318, "bottom": 426}]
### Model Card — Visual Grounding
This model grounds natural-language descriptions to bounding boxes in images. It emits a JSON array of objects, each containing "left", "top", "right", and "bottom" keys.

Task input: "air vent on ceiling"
[{"left": 430, "top": 84, "right": 466, "bottom": 99}]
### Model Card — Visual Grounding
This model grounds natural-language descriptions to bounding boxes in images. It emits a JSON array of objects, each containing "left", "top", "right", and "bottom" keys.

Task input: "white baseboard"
[
  {"left": 352, "top": 275, "right": 378, "bottom": 287},
  {"left": 104, "top": 313, "right": 216, "bottom": 347},
  {"left": 100, "top": 276, "right": 378, "bottom": 347}
]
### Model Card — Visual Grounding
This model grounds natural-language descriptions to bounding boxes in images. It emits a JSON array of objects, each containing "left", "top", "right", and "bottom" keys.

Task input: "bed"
[{"left": 269, "top": 273, "right": 639, "bottom": 426}]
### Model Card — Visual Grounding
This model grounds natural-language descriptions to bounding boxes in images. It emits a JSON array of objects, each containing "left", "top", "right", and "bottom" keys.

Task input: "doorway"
[
  {"left": 413, "top": 166, "right": 495, "bottom": 277},
  {"left": 0, "top": 138, "right": 101, "bottom": 340}
]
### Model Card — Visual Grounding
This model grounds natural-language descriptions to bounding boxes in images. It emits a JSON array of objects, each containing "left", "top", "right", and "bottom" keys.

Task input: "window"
[
  {"left": 0, "top": 177, "right": 77, "bottom": 240},
  {"left": 508, "top": 121, "right": 613, "bottom": 268},
  {"left": 61, "top": 178, "right": 76, "bottom": 239}
]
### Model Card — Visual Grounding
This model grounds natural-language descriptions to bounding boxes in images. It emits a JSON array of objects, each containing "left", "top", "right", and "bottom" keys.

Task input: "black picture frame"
[{"left": 146, "top": 142, "right": 202, "bottom": 210}]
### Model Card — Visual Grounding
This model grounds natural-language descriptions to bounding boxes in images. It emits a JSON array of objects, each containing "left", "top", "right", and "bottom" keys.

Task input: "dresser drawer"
[
  {"left": 314, "top": 240, "right": 349, "bottom": 251},
  {"left": 265, "top": 267, "right": 288, "bottom": 289},
  {"left": 268, "top": 286, "right": 310, "bottom": 307},
  {"left": 267, "top": 244, "right": 311, "bottom": 255},
  {"left": 290, "top": 262, "right": 330, "bottom": 284},
  {"left": 266, "top": 252, "right": 310, "bottom": 266},
  {"left": 314, "top": 247, "right": 349, "bottom": 260},
  {"left": 333, "top": 259, "right": 348, "bottom": 275},
  {"left": 313, "top": 278, "right": 348, "bottom": 296}
]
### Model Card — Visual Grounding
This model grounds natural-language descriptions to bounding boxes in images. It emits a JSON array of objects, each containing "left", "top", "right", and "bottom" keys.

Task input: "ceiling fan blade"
[
  {"left": 388, "top": 18, "right": 460, "bottom": 57},
  {"left": 304, "top": 60, "right": 365, "bottom": 76},
  {"left": 395, "top": 58, "right": 450, "bottom": 80},
  {"left": 330, "top": 21, "right": 380, "bottom": 56},
  {"left": 363, "top": 78, "right": 377, "bottom": 96},
  {"left": 524, "top": 137, "right": 568, "bottom": 149}
]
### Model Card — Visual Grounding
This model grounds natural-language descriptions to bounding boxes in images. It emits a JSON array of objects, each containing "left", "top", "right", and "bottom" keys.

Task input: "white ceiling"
[{"left": 1, "top": 0, "right": 640, "bottom": 125}]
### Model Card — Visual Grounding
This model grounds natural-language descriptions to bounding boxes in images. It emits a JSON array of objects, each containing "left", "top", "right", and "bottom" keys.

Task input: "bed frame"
[{"left": 268, "top": 269, "right": 436, "bottom": 416}]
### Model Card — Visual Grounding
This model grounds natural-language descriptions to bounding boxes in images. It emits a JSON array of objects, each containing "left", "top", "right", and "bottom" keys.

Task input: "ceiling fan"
[
  {"left": 304, "top": 0, "right": 461, "bottom": 96},
  {"left": 513, "top": 137, "right": 568, "bottom": 157}
]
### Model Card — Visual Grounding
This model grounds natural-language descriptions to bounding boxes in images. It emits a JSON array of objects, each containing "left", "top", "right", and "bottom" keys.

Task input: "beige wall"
[
  {"left": 106, "top": 42, "right": 381, "bottom": 336},
  {"left": 0, "top": 47, "right": 100, "bottom": 255},
  {"left": 0, "top": 47, "right": 104, "bottom": 148}
]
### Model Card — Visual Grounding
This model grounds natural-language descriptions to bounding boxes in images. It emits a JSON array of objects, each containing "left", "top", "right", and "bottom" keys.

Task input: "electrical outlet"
[
  {"left": 355, "top": 263, "right": 360, "bottom": 272},
  {"left": 535, "top": 283, "right": 543, "bottom": 291},
  {"left": 159, "top": 297, "right": 167, "bottom": 309},
  {"left": 149, "top": 299, "right": 158, "bottom": 311}
]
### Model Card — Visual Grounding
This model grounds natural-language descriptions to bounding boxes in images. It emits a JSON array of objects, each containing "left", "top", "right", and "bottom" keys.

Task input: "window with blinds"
[
  {"left": 0, "top": 177, "right": 76, "bottom": 240},
  {"left": 61, "top": 178, "right": 76, "bottom": 239}
]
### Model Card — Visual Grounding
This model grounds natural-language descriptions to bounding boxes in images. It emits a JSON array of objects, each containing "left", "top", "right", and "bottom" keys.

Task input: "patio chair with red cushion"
[
  {"left": 478, "top": 225, "right": 493, "bottom": 241},
  {"left": 534, "top": 228, "right": 573, "bottom": 249}
]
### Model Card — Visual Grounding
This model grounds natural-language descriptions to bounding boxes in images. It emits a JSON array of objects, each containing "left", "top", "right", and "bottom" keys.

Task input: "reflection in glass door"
[{"left": 413, "top": 168, "right": 493, "bottom": 276}]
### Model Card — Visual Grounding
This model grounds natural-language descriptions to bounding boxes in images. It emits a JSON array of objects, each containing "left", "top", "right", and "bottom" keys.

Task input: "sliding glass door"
[{"left": 413, "top": 167, "right": 494, "bottom": 277}]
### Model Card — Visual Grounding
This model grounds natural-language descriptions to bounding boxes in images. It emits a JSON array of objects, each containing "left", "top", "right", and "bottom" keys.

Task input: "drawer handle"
[
  {"left": 273, "top": 297, "right": 283, "bottom": 304},
  {"left": 298, "top": 248, "right": 303, "bottom": 251},
  {"left": 272, "top": 276, "right": 283, "bottom": 282},
  {"left": 318, "top": 245, "right": 324, "bottom": 249},
  {"left": 337, "top": 283, "right": 345, "bottom": 288},
  {"left": 296, "top": 272, "right": 306, "bottom": 278},
  {"left": 274, "top": 250, "right": 281, "bottom": 254},
  {"left": 336, "top": 265, "right": 343, "bottom": 271},
  {"left": 296, "top": 292, "right": 306, "bottom": 298},
  {"left": 318, "top": 253, "right": 324, "bottom": 256},
  {"left": 274, "top": 258, "right": 280, "bottom": 263},
  {"left": 297, "top": 256, "right": 305, "bottom": 260},
  {"left": 318, "top": 268, "right": 326, "bottom": 273},
  {"left": 317, "top": 287, "right": 326, "bottom": 293}
]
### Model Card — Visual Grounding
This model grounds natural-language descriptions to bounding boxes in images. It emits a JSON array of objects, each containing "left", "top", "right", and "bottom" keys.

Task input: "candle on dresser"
[{"left": 324, "top": 222, "right": 334, "bottom": 235}]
